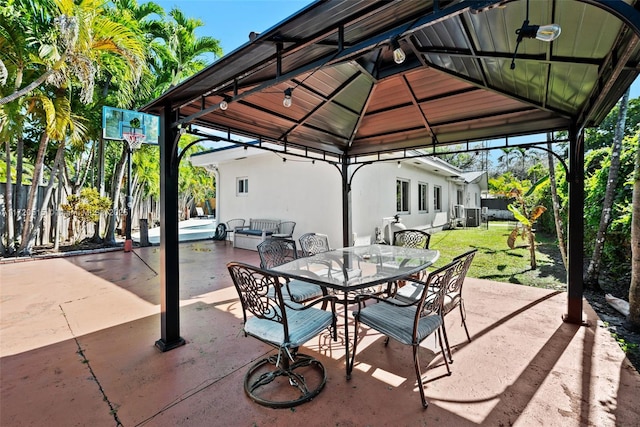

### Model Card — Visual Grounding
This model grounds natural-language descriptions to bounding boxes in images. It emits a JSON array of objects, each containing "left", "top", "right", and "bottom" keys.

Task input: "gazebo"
[{"left": 140, "top": 0, "right": 640, "bottom": 351}]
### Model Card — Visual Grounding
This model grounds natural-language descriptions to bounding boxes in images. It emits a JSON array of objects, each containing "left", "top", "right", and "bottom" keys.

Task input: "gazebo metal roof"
[{"left": 140, "top": 0, "right": 640, "bottom": 352}]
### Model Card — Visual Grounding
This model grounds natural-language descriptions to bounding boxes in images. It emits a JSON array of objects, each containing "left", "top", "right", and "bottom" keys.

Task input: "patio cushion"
[
  {"left": 396, "top": 284, "right": 458, "bottom": 313},
  {"left": 355, "top": 302, "right": 442, "bottom": 345},
  {"left": 245, "top": 306, "right": 334, "bottom": 348},
  {"left": 287, "top": 280, "right": 324, "bottom": 302},
  {"left": 237, "top": 229, "right": 274, "bottom": 236}
]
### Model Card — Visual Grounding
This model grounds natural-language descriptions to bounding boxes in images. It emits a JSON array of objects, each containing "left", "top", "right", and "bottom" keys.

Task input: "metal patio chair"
[
  {"left": 227, "top": 262, "right": 337, "bottom": 408},
  {"left": 298, "top": 232, "right": 331, "bottom": 257},
  {"left": 272, "top": 221, "right": 296, "bottom": 238},
  {"left": 395, "top": 249, "right": 478, "bottom": 363},
  {"left": 389, "top": 229, "right": 432, "bottom": 294},
  {"left": 298, "top": 233, "right": 365, "bottom": 294},
  {"left": 350, "top": 260, "right": 456, "bottom": 408},
  {"left": 393, "top": 229, "right": 431, "bottom": 249},
  {"left": 257, "top": 238, "right": 328, "bottom": 307},
  {"left": 225, "top": 218, "right": 246, "bottom": 243}
]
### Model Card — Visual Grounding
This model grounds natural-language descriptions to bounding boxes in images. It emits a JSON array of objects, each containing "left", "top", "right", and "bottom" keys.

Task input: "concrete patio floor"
[{"left": 1, "top": 240, "right": 639, "bottom": 426}]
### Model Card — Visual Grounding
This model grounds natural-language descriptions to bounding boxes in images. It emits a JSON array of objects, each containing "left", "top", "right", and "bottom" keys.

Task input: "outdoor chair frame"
[
  {"left": 227, "top": 262, "right": 337, "bottom": 408},
  {"left": 350, "top": 261, "right": 456, "bottom": 408},
  {"left": 393, "top": 229, "right": 431, "bottom": 249},
  {"left": 394, "top": 249, "right": 478, "bottom": 363},
  {"left": 257, "top": 238, "right": 328, "bottom": 308},
  {"left": 298, "top": 232, "right": 331, "bottom": 257},
  {"left": 225, "top": 218, "right": 246, "bottom": 243}
]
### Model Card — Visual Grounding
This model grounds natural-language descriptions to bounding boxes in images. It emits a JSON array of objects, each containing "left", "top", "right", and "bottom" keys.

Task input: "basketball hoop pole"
[{"left": 123, "top": 129, "right": 144, "bottom": 252}]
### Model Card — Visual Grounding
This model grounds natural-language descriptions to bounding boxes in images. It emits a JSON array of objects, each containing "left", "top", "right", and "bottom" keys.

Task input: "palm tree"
[
  {"left": 585, "top": 88, "right": 630, "bottom": 289},
  {"left": 497, "top": 147, "right": 515, "bottom": 173},
  {"left": 18, "top": 90, "right": 88, "bottom": 254},
  {"left": 152, "top": 8, "right": 222, "bottom": 94},
  {"left": 1, "top": 0, "right": 146, "bottom": 105},
  {"left": 629, "top": 131, "right": 640, "bottom": 332},
  {"left": 1, "top": 0, "right": 146, "bottom": 254}
]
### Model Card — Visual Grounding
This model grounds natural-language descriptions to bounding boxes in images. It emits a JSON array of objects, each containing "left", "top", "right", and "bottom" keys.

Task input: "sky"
[{"left": 152, "top": 0, "right": 313, "bottom": 56}]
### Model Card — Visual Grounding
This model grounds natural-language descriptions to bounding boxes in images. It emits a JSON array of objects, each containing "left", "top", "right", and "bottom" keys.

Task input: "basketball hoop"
[{"left": 123, "top": 132, "right": 145, "bottom": 150}]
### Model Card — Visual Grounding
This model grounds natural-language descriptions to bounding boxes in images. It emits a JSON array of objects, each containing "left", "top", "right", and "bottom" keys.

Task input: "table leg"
[{"left": 343, "top": 292, "right": 352, "bottom": 379}]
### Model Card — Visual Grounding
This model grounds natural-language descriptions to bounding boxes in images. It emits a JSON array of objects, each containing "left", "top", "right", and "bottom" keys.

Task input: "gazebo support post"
[
  {"left": 564, "top": 123, "right": 586, "bottom": 325},
  {"left": 155, "top": 104, "right": 186, "bottom": 351},
  {"left": 341, "top": 159, "right": 352, "bottom": 248}
]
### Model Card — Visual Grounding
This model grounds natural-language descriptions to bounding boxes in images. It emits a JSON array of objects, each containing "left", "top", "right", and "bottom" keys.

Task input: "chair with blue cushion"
[
  {"left": 350, "top": 260, "right": 457, "bottom": 408},
  {"left": 298, "top": 232, "right": 331, "bottom": 256},
  {"left": 257, "top": 238, "right": 328, "bottom": 308},
  {"left": 395, "top": 249, "right": 477, "bottom": 363},
  {"left": 393, "top": 229, "right": 431, "bottom": 249},
  {"left": 228, "top": 262, "right": 337, "bottom": 408}
]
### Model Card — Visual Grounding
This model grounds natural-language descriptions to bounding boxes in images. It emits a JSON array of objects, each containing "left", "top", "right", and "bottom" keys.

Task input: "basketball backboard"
[{"left": 102, "top": 106, "right": 160, "bottom": 145}]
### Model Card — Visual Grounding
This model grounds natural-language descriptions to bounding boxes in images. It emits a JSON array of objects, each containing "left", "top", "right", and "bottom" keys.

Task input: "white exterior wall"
[
  {"left": 351, "top": 162, "right": 454, "bottom": 244},
  {"left": 216, "top": 153, "right": 343, "bottom": 246},
  {"left": 211, "top": 151, "right": 485, "bottom": 247}
]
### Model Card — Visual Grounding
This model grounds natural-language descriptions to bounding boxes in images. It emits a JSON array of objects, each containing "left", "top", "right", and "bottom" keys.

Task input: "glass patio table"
[{"left": 272, "top": 244, "right": 439, "bottom": 378}]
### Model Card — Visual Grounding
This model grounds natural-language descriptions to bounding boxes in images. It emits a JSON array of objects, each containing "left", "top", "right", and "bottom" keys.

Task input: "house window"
[
  {"left": 418, "top": 182, "right": 428, "bottom": 212},
  {"left": 237, "top": 177, "right": 249, "bottom": 196},
  {"left": 457, "top": 189, "right": 464, "bottom": 205},
  {"left": 434, "top": 185, "right": 442, "bottom": 212},
  {"left": 396, "top": 179, "right": 410, "bottom": 213}
]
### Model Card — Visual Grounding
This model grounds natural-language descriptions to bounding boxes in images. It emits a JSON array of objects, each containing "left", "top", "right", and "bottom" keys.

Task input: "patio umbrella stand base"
[{"left": 244, "top": 352, "right": 327, "bottom": 408}]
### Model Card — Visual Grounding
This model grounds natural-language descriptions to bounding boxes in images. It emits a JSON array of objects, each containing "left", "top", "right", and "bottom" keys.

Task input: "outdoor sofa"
[{"left": 233, "top": 218, "right": 281, "bottom": 251}]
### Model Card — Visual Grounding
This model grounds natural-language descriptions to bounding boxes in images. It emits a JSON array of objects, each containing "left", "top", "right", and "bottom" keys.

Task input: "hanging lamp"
[{"left": 510, "top": 0, "right": 561, "bottom": 70}]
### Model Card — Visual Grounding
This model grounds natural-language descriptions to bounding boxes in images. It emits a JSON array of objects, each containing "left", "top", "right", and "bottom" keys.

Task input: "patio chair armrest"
[{"left": 352, "top": 293, "right": 418, "bottom": 313}]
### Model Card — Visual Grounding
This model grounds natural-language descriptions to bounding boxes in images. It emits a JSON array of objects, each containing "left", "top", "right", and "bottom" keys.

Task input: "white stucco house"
[{"left": 190, "top": 143, "right": 487, "bottom": 248}]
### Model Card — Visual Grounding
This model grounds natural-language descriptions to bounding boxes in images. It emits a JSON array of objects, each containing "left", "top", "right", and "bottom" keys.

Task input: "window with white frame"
[
  {"left": 237, "top": 177, "right": 249, "bottom": 196},
  {"left": 434, "top": 185, "right": 442, "bottom": 212},
  {"left": 418, "top": 182, "right": 428, "bottom": 212},
  {"left": 397, "top": 178, "right": 410, "bottom": 213}
]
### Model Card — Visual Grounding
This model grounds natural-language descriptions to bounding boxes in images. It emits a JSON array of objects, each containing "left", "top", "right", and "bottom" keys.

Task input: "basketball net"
[{"left": 123, "top": 132, "right": 145, "bottom": 150}]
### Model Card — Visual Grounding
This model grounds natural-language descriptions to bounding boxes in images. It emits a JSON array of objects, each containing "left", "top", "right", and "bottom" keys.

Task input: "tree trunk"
[
  {"left": 92, "top": 137, "right": 106, "bottom": 242},
  {"left": 18, "top": 132, "right": 49, "bottom": 254},
  {"left": 585, "top": 88, "right": 630, "bottom": 289},
  {"left": 0, "top": 68, "right": 55, "bottom": 105},
  {"left": 20, "top": 144, "right": 65, "bottom": 254},
  {"left": 104, "top": 146, "right": 127, "bottom": 245},
  {"left": 53, "top": 164, "right": 64, "bottom": 251},
  {"left": 627, "top": 133, "right": 640, "bottom": 332},
  {"left": 15, "top": 135, "right": 24, "bottom": 239},
  {"left": 3, "top": 138, "right": 14, "bottom": 255},
  {"left": 547, "top": 139, "right": 567, "bottom": 269},
  {"left": 529, "top": 227, "right": 537, "bottom": 269}
]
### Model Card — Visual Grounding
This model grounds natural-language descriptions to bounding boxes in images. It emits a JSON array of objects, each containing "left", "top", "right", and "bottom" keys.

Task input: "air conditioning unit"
[{"left": 466, "top": 208, "right": 481, "bottom": 227}]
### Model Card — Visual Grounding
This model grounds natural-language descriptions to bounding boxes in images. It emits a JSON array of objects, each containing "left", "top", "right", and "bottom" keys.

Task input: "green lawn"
[{"left": 428, "top": 221, "right": 567, "bottom": 290}]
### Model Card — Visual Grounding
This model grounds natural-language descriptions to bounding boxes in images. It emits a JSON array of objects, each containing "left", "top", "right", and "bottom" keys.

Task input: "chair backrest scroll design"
[
  {"left": 299, "top": 233, "right": 331, "bottom": 257},
  {"left": 257, "top": 239, "right": 298, "bottom": 269},
  {"left": 227, "top": 262, "right": 288, "bottom": 334}
]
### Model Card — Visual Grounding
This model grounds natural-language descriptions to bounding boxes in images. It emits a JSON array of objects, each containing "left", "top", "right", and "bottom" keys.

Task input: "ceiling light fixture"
[
  {"left": 397, "top": 161, "right": 402, "bottom": 168},
  {"left": 283, "top": 88, "right": 293, "bottom": 108},
  {"left": 391, "top": 37, "right": 406, "bottom": 64},
  {"left": 510, "top": 0, "right": 561, "bottom": 70},
  {"left": 219, "top": 95, "right": 232, "bottom": 111}
]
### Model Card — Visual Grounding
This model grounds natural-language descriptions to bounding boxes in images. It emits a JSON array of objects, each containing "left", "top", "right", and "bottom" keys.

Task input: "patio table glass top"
[{"left": 271, "top": 244, "right": 440, "bottom": 292}]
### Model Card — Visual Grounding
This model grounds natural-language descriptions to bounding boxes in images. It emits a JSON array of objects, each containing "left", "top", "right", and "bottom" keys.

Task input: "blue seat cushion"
[
  {"left": 355, "top": 302, "right": 442, "bottom": 345},
  {"left": 286, "top": 280, "right": 324, "bottom": 302},
  {"left": 245, "top": 306, "right": 333, "bottom": 348},
  {"left": 237, "top": 229, "right": 273, "bottom": 236}
]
